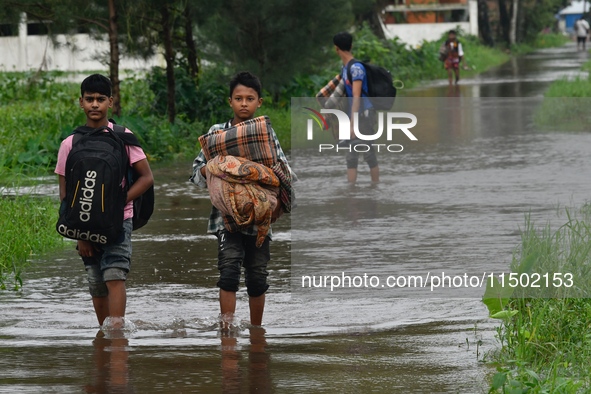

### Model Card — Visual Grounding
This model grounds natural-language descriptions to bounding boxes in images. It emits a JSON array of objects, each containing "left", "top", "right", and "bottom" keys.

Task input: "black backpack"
[
  {"left": 56, "top": 125, "right": 154, "bottom": 244},
  {"left": 111, "top": 124, "right": 155, "bottom": 231},
  {"left": 346, "top": 59, "right": 397, "bottom": 110}
]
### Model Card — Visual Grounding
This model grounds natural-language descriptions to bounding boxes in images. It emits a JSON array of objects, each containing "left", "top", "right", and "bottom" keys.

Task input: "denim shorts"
[
  {"left": 81, "top": 219, "right": 133, "bottom": 297},
  {"left": 216, "top": 230, "right": 270, "bottom": 297}
]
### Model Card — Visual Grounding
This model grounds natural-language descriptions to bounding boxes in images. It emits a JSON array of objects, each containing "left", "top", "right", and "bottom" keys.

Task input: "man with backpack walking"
[
  {"left": 55, "top": 74, "right": 153, "bottom": 333},
  {"left": 333, "top": 31, "right": 380, "bottom": 184}
]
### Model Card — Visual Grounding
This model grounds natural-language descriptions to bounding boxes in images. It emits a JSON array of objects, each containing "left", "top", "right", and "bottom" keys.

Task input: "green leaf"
[
  {"left": 516, "top": 251, "right": 539, "bottom": 274},
  {"left": 482, "top": 276, "right": 514, "bottom": 315},
  {"left": 490, "top": 372, "right": 507, "bottom": 390},
  {"left": 490, "top": 310, "right": 519, "bottom": 320}
]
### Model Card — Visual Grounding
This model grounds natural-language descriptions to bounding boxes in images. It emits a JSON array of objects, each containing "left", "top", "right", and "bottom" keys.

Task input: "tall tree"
[
  {"left": 509, "top": 0, "right": 518, "bottom": 45},
  {"left": 498, "top": 0, "right": 511, "bottom": 45},
  {"left": 107, "top": 0, "right": 121, "bottom": 115},
  {"left": 4, "top": 0, "right": 125, "bottom": 114},
  {"left": 351, "top": 0, "right": 391, "bottom": 39},
  {"left": 160, "top": 2, "right": 176, "bottom": 123},
  {"left": 478, "top": 0, "right": 494, "bottom": 46},
  {"left": 183, "top": 2, "right": 199, "bottom": 80},
  {"left": 200, "top": 0, "right": 352, "bottom": 95}
]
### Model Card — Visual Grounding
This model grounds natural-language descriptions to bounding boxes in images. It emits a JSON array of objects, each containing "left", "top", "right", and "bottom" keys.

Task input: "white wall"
[
  {"left": 0, "top": 15, "right": 163, "bottom": 72},
  {"left": 381, "top": 0, "right": 478, "bottom": 48},
  {"left": 383, "top": 21, "right": 472, "bottom": 48}
]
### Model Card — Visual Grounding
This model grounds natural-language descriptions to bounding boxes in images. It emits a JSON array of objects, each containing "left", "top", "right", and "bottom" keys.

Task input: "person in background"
[
  {"left": 575, "top": 17, "right": 590, "bottom": 51},
  {"left": 443, "top": 30, "right": 467, "bottom": 85}
]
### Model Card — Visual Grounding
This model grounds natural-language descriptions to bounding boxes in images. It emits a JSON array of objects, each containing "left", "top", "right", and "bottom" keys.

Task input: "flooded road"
[{"left": 1, "top": 43, "right": 590, "bottom": 393}]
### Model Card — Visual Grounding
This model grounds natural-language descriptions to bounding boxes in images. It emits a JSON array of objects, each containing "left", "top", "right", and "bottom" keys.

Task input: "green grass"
[
  {"left": 511, "top": 33, "right": 571, "bottom": 55},
  {"left": 534, "top": 60, "right": 591, "bottom": 131},
  {"left": 483, "top": 206, "right": 591, "bottom": 392},
  {"left": 0, "top": 193, "right": 64, "bottom": 290}
]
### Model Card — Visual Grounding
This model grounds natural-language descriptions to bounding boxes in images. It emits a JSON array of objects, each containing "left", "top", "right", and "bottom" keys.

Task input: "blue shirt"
[{"left": 341, "top": 61, "right": 373, "bottom": 112}]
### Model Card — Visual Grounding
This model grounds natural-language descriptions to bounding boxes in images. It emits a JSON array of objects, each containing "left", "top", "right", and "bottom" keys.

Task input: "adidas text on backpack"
[
  {"left": 57, "top": 126, "right": 129, "bottom": 244},
  {"left": 347, "top": 59, "right": 397, "bottom": 110}
]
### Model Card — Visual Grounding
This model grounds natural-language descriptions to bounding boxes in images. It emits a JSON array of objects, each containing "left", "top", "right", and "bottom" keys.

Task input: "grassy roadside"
[
  {"left": 483, "top": 207, "right": 591, "bottom": 392},
  {"left": 485, "top": 52, "right": 591, "bottom": 392},
  {"left": 534, "top": 59, "right": 591, "bottom": 132},
  {"left": 0, "top": 193, "right": 63, "bottom": 289}
]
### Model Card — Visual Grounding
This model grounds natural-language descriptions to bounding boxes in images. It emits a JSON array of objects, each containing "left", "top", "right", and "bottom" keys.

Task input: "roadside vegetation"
[
  {"left": 483, "top": 208, "right": 591, "bottom": 393},
  {"left": 534, "top": 58, "right": 591, "bottom": 131},
  {"left": 0, "top": 193, "right": 63, "bottom": 290}
]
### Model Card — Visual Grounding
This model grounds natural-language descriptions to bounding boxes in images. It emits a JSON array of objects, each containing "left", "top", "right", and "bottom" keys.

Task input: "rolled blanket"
[
  {"left": 198, "top": 116, "right": 277, "bottom": 168},
  {"left": 316, "top": 74, "right": 346, "bottom": 110},
  {"left": 315, "top": 75, "right": 348, "bottom": 139},
  {"left": 271, "top": 159, "right": 295, "bottom": 214},
  {"left": 206, "top": 155, "right": 279, "bottom": 247}
]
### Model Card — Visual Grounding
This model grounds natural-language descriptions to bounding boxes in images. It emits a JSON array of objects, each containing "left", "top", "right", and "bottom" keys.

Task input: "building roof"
[{"left": 559, "top": 0, "right": 591, "bottom": 15}]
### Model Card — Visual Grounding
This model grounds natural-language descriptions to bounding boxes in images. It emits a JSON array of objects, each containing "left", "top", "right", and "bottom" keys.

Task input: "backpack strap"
[
  {"left": 72, "top": 125, "right": 115, "bottom": 145},
  {"left": 112, "top": 124, "right": 142, "bottom": 147},
  {"left": 346, "top": 58, "right": 369, "bottom": 97}
]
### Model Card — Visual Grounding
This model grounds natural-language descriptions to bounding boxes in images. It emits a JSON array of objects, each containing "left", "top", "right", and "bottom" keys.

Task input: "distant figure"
[
  {"left": 575, "top": 17, "right": 590, "bottom": 51},
  {"left": 441, "top": 30, "right": 466, "bottom": 85}
]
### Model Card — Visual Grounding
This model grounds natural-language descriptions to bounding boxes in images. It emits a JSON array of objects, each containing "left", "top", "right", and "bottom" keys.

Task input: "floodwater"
[{"left": 1, "top": 43, "right": 590, "bottom": 393}]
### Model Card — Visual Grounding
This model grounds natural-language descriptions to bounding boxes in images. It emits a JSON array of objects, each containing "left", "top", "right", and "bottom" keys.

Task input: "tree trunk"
[
  {"left": 509, "top": 0, "right": 518, "bottom": 45},
  {"left": 498, "top": 0, "right": 511, "bottom": 45},
  {"left": 477, "top": 0, "right": 494, "bottom": 46},
  {"left": 184, "top": 3, "right": 199, "bottom": 81},
  {"left": 107, "top": 0, "right": 121, "bottom": 116},
  {"left": 160, "top": 4, "right": 176, "bottom": 124}
]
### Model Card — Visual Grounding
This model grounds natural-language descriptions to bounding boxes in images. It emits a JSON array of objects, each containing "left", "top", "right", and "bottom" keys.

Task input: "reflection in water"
[
  {"left": 221, "top": 327, "right": 272, "bottom": 394},
  {"left": 248, "top": 327, "right": 272, "bottom": 393},
  {"left": 87, "top": 334, "right": 132, "bottom": 394}
]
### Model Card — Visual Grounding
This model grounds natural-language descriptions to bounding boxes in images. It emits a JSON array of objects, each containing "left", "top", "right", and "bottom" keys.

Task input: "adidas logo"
[
  {"left": 57, "top": 224, "right": 108, "bottom": 244},
  {"left": 79, "top": 170, "right": 97, "bottom": 222}
]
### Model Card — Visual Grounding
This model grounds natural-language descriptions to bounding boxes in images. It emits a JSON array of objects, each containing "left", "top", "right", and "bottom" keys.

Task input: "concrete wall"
[
  {"left": 381, "top": 0, "right": 478, "bottom": 47},
  {"left": 0, "top": 14, "right": 163, "bottom": 72},
  {"left": 382, "top": 21, "right": 471, "bottom": 47}
]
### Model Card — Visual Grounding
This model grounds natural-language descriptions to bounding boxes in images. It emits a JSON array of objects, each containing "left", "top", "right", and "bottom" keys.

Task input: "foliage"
[
  {"left": 0, "top": 72, "right": 83, "bottom": 172},
  {"left": 518, "top": 0, "right": 567, "bottom": 44},
  {"left": 534, "top": 60, "right": 591, "bottom": 131},
  {"left": 483, "top": 207, "right": 591, "bottom": 392},
  {"left": 146, "top": 66, "right": 200, "bottom": 122},
  {"left": 0, "top": 193, "right": 63, "bottom": 290},
  {"left": 348, "top": 24, "right": 509, "bottom": 88},
  {"left": 510, "top": 33, "right": 570, "bottom": 55},
  {"left": 199, "top": 0, "right": 353, "bottom": 95}
]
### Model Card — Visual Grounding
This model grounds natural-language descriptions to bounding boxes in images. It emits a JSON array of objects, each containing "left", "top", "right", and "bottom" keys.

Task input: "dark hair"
[
  {"left": 80, "top": 74, "right": 112, "bottom": 97},
  {"left": 333, "top": 31, "right": 353, "bottom": 51},
  {"left": 448, "top": 29, "right": 457, "bottom": 35},
  {"left": 229, "top": 71, "right": 262, "bottom": 98}
]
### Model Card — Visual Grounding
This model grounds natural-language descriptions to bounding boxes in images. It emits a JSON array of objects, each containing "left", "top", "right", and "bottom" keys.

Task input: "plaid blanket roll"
[
  {"left": 198, "top": 116, "right": 277, "bottom": 168},
  {"left": 316, "top": 74, "right": 346, "bottom": 110}
]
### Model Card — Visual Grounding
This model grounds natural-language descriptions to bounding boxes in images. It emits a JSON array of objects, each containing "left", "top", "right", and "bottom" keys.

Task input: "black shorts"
[
  {"left": 578, "top": 36, "right": 587, "bottom": 44},
  {"left": 215, "top": 230, "right": 270, "bottom": 297}
]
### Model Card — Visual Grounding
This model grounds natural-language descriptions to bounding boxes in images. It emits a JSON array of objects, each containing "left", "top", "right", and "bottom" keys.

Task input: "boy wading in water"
[
  {"left": 55, "top": 74, "right": 153, "bottom": 332},
  {"left": 333, "top": 31, "right": 380, "bottom": 184},
  {"left": 191, "top": 71, "right": 293, "bottom": 328}
]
